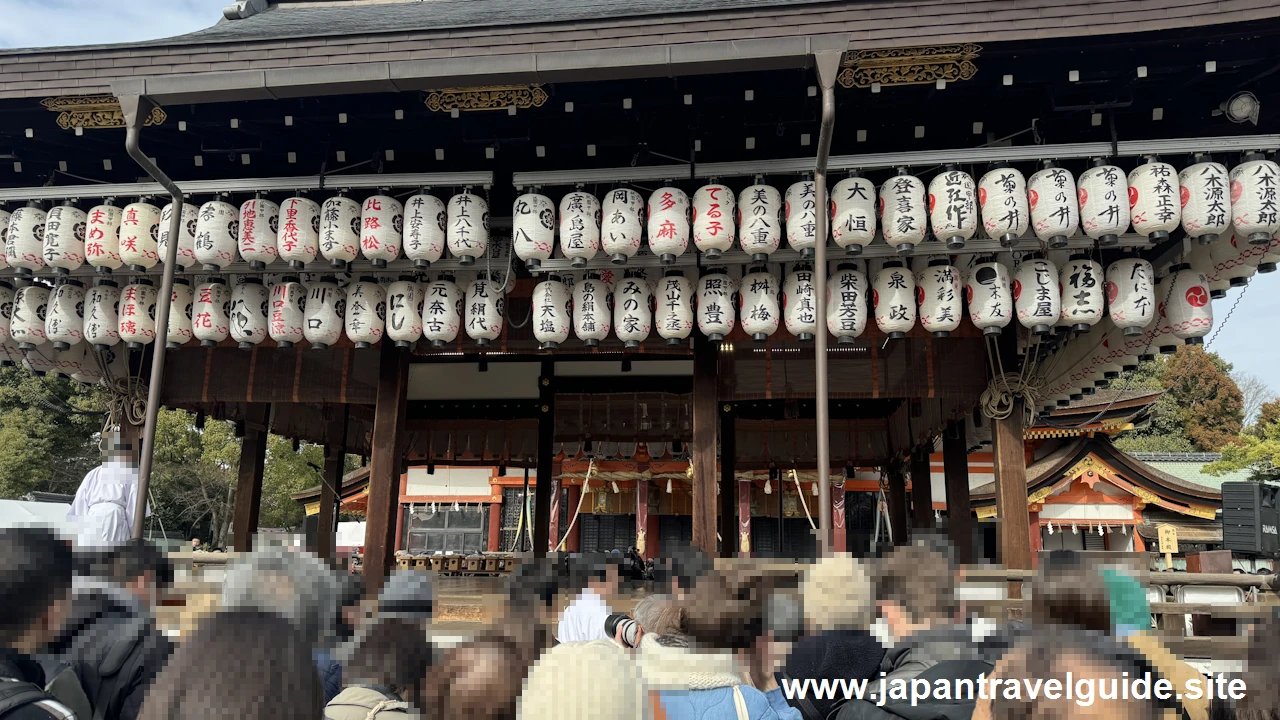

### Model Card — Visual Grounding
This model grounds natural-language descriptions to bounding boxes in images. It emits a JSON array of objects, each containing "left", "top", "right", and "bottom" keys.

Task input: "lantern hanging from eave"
[
  {"left": 572, "top": 272, "right": 611, "bottom": 347},
  {"left": 1177, "top": 158, "right": 1230, "bottom": 244},
  {"left": 386, "top": 276, "right": 422, "bottom": 349},
  {"left": 167, "top": 278, "right": 194, "bottom": 348},
  {"left": 1013, "top": 256, "right": 1060, "bottom": 335},
  {"left": 1127, "top": 157, "right": 1181, "bottom": 242},
  {"left": 917, "top": 258, "right": 961, "bottom": 338},
  {"left": 1105, "top": 257, "right": 1157, "bottom": 336},
  {"left": 560, "top": 190, "right": 601, "bottom": 268},
  {"left": 303, "top": 277, "right": 345, "bottom": 349},
  {"left": 1188, "top": 241, "right": 1226, "bottom": 299},
  {"left": 159, "top": 202, "right": 198, "bottom": 270},
  {"left": 783, "top": 264, "right": 818, "bottom": 341},
  {"left": 67, "top": 342, "right": 100, "bottom": 384},
  {"left": 231, "top": 196, "right": 277, "bottom": 271},
  {"left": 319, "top": 194, "right": 361, "bottom": 270},
  {"left": 1259, "top": 234, "right": 1280, "bottom": 273},
  {"left": 85, "top": 280, "right": 121, "bottom": 351},
  {"left": 194, "top": 196, "right": 239, "bottom": 272},
  {"left": 927, "top": 166, "right": 977, "bottom": 251},
  {"left": 1028, "top": 160, "right": 1079, "bottom": 249},
  {"left": 464, "top": 273, "right": 504, "bottom": 346},
  {"left": 965, "top": 258, "right": 1012, "bottom": 336},
  {"left": 20, "top": 346, "right": 55, "bottom": 376},
  {"left": 43, "top": 202, "right": 87, "bottom": 274},
  {"left": 739, "top": 267, "right": 780, "bottom": 342},
  {"left": 404, "top": 193, "right": 446, "bottom": 269},
  {"left": 656, "top": 270, "right": 694, "bottom": 346},
  {"left": 1077, "top": 160, "right": 1130, "bottom": 246},
  {"left": 696, "top": 268, "right": 736, "bottom": 342},
  {"left": 45, "top": 280, "right": 85, "bottom": 351},
  {"left": 511, "top": 192, "right": 555, "bottom": 270},
  {"left": 268, "top": 277, "right": 306, "bottom": 348},
  {"left": 193, "top": 278, "right": 231, "bottom": 348},
  {"left": 55, "top": 340, "right": 91, "bottom": 380},
  {"left": 978, "top": 165, "right": 1029, "bottom": 247},
  {"left": 1059, "top": 253, "right": 1105, "bottom": 333},
  {"left": 7, "top": 203, "right": 47, "bottom": 275},
  {"left": 0, "top": 281, "right": 14, "bottom": 346},
  {"left": 0, "top": 208, "right": 11, "bottom": 272},
  {"left": 11, "top": 284, "right": 50, "bottom": 349},
  {"left": 446, "top": 191, "right": 489, "bottom": 266},
  {"left": 229, "top": 278, "right": 269, "bottom": 349},
  {"left": 344, "top": 277, "right": 386, "bottom": 348},
  {"left": 276, "top": 196, "right": 320, "bottom": 270},
  {"left": 738, "top": 183, "right": 782, "bottom": 262},
  {"left": 1147, "top": 274, "right": 1180, "bottom": 357},
  {"left": 1210, "top": 232, "right": 1256, "bottom": 288},
  {"left": 601, "top": 188, "right": 645, "bottom": 265},
  {"left": 119, "top": 200, "right": 161, "bottom": 272},
  {"left": 360, "top": 193, "right": 402, "bottom": 268},
  {"left": 533, "top": 275, "right": 571, "bottom": 349},
  {"left": 873, "top": 260, "right": 916, "bottom": 339},
  {"left": 614, "top": 270, "right": 654, "bottom": 348},
  {"left": 831, "top": 174, "right": 876, "bottom": 256},
  {"left": 422, "top": 273, "right": 462, "bottom": 347},
  {"left": 692, "top": 184, "right": 736, "bottom": 258},
  {"left": 1231, "top": 152, "right": 1280, "bottom": 244},
  {"left": 1165, "top": 262, "right": 1213, "bottom": 345},
  {"left": 827, "top": 262, "right": 868, "bottom": 343},
  {"left": 118, "top": 280, "right": 159, "bottom": 349},
  {"left": 647, "top": 186, "right": 690, "bottom": 265},
  {"left": 785, "top": 180, "right": 821, "bottom": 259},
  {"left": 880, "top": 169, "right": 927, "bottom": 255}
]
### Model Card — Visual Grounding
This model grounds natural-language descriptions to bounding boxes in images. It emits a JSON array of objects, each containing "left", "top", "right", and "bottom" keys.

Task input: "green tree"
[
  {"left": 0, "top": 367, "right": 106, "bottom": 498},
  {"left": 1111, "top": 347, "right": 1244, "bottom": 453},
  {"left": 1205, "top": 418, "right": 1280, "bottom": 482}
]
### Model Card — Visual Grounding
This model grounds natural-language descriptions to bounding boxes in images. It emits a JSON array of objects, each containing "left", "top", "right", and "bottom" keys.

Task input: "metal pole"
[
  {"left": 812, "top": 50, "right": 843, "bottom": 556},
  {"left": 119, "top": 94, "right": 184, "bottom": 541}
]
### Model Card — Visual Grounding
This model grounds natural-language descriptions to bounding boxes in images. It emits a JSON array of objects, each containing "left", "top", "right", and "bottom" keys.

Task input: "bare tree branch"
[{"left": 1234, "top": 372, "right": 1277, "bottom": 427}]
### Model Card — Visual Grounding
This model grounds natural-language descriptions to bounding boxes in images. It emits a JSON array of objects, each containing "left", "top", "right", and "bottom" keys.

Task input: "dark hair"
[
  {"left": 1234, "top": 618, "right": 1280, "bottom": 720},
  {"left": 105, "top": 539, "right": 175, "bottom": 589},
  {"left": 0, "top": 527, "right": 74, "bottom": 646},
  {"left": 652, "top": 547, "right": 714, "bottom": 591},
  {"left": 345, "top": 618, "right": 433, "bottom": 708},
  {"left": 684, "top": 567, "right": 791, "bottom": 650},
  {"left": 875, "top": 543, "right": 957, "bottom": 623},
  {"left": 138, "top": 610, "right": 324, "bottom": 720},
  {"left": 568, "top": 552, "right": 615, "bottom": 591},
  {"left": 505, "top": 557, "right": 568, "bottom": 612},
  {"left": 1028, "top": 550, "right": 1112, "bottom": 633},
  {"left": 419, "top": 633, "right": 542, "bottom": 720}
]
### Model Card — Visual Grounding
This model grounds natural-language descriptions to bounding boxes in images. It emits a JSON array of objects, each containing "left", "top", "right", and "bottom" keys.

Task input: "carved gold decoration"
[
  {"left": 636, "top": 528, "right": 646, "bottom": 556},
  {"left": 1183, "top": 504, "right": 1218, "bottom": 520},
  {"left": 838, "top": 44, "right": 980, "bottom": 89},
  {"left": 975, "top": 505, "right": 997, "bottom": 519},
  {"left": 1063, "top": 454, "right": 1111, "bottom": 482},
  {"left": 40, "top": 95, "right": 166, "bottom": 130},
  {"left": 740, "top": 530, "right": 751, "bottom": 554},
  {"left": 1027, "top": 486, "right": 1055, "bottom": 505},
  {"left": 1131, "top": 487, "right": 1161, "bottom": 505},
  {"left": 424, "top": 85, "right": 549, "bottom": 113}
]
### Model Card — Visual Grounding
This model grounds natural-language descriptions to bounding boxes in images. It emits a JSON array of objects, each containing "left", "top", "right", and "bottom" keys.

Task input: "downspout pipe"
[
  {"left": 812, "top": 50, "right": 843, "bottom": 555},
  {"left": 119, "top": 94, "right": 185, "bottom": 540}
]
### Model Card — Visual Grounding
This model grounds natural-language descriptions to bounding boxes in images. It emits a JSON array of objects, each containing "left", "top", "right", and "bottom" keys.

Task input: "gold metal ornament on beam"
[
  {"left": 41, "top": 95, "right": 167, "bottom": 130},
  {"left": 837, "top": 44, "right": 980, "bottom": 89},
  {"left": 424, "top": 85, "right": 550, "bottom": 113}
]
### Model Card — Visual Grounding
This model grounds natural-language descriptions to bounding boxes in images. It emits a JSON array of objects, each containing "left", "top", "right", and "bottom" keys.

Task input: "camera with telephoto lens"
[{"left": 605, "top": 612, "right": 641, "bottom": 648}]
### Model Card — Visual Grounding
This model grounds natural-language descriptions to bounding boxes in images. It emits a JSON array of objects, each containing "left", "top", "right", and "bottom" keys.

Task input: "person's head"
[
  {"left": 1029, "top": 551, "right": 1116, "bottom": 634},
  {"left": 684, "top": 566, "right": 790, "bottom": 650},
  {"left": 221, "top": 548, "right": 338, "bottom": 649},
  {"left": 138, "top": 610, "right": 324, "bottom": 720},
  {"left": 517, "top": 640, "right": 646, "bottom": 720},
  {"left": 505, "top": 556, "right": 568, "bottom": 623},
  {"left": 801, "top": 553, "right": 874, "bottom": 634},
  {"left": 632, "top": 595, "right": 686, "bottom": 637},
  {"left": 337, "top": 573, "right": 367, "bottom": 640},
  {"left": 875, "top": 542, "right": 958, "bottom": 642},
  {"left": 420, "top": 634, "right": 537, "bottom": 720},
  {"left": 1230, "top": 617, "right": 1280, "bottom": 720},
  {"left": 0, "top": 527, "right": 74, "bottom": 653},
  {"left": 344, "top": 618, "right": 433, "bottom": 708},
  {"left": 191, "top": 538, "right": 201, "bottom": 549},
  {"left": 102, "top": 539, "right": 175, "bottom": 608},
  {"left": 377, "top": 569, "right": 433, "bottom": 627},
  {"left": 653, "top": 548, "right": 713, "bottom": 599},
  {"left": 571, "top": 552, "right": 620, "bottom": 599}
]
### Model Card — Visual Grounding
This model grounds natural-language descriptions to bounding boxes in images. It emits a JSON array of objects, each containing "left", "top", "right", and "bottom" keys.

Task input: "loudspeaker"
[{"left": 1221, "top": 482, "right": 1280, "bottom": 557}]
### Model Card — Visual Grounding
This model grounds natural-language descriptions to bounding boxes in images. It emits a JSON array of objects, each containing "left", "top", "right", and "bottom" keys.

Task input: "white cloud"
[{"left": 0, "top": 0, "right": 226, "bottom": 50}]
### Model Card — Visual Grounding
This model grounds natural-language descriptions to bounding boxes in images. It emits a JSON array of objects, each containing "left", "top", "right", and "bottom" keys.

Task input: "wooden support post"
[
  {"left": 232, "top": 404, "right": 270, "bottom": 553},
  {"left": 565, "top": 484, "right": 581, "bottom": 552},
  {"left": 992, "top": 400, "right": 1033, "bottom": 589},
  {"left": 942, "top": 420, "right": 974, "bottom": 565},
  {"left": 636, "top": 478, "right": 650, "bottom": 559},
  {"left": 719, "top": 404, "right": 736, "bottom": 559},
  {"left": 887, "top": 463, "right": 909, "bottom": 546},
  {"left": 548, "top": 478, "right": 561, "bottom": 553},
  {"left": 363, "top": 344, "right": 410, "bottom": 594},
  {"left": 692, "top": 334, "right": 718, "bottom": 556},
  {"left": 488, "top": 499, "right": 502, "bottom": 552},
  {"left": 532, "top": 361, "right": 555, "bottom": 558},
  {"left": 316, "top": 406, "right": 349, "bottom": 563},
  {"left": 911, "top": 446, "right": 935, "bottom": 529}
]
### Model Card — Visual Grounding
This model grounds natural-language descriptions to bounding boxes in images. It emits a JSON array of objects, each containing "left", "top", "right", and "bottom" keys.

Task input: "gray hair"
[
  {"left": 632, "top": 595, "right": 686, "bottom": 637},
  {"left": 221, "top": 548, "right": 339, "bottom": 648}
]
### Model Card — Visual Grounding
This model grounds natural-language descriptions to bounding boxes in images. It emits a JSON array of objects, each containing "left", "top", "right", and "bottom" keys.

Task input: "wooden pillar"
[
  {"left": 992, "top": 400, "right": 1033, "bottom": 583},
  {"left": 636, "top": 479, "right": 650, "bottom": 559},
  {"left": 911, "top": 446, "right": 935, "bottom": 529},
  {"left": 692, "top": 334, "right": 718, "bottom": 556},
  {"left": 232, "top": 404, "right": 270, "bottom": 553},
  {"left": 532, "top": 361, "right": 555, "bottom": 558},
  {"left": 548, "top": 478, "right": 561, "bottom": 553},
  {"left": 363, "top": 344, "right": 410, "bottom": 594},
  {"left": 942, "top": 420, "right": 973, "bottom": 565},
  {"left": 1028, "top": 510, "right": 1042, "bottom": 568},
  {"left": 719, "top": 404, "right": 736, "bottom": 559},
  {"left": 488, "top": 499, "right": 502, "bottom": 552},
  {"left": 886, "top": 463, "right": 909, "bottom": 546},
  {"left": 393, "top": 473, "right": 407, "bottom": 554},
  {"left": 317, "top": 444, "right": 344, "bottom": 562},
  {"left": 565, "top": 484, "right": 582, "bottom": 552},
  {"left": 737, "top": 478, "right": 752, "bottom": 558},
  {"left": 832, "top": 481, "right": 847, "bottom": 553}
]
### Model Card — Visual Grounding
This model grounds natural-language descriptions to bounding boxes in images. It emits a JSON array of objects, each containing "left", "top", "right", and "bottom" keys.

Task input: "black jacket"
[
  {"left": 778, "top": 629, "right": 886, "bottom": 720},
  {"left": 0, "top": 650, "right": 76, "bottom": 720}
]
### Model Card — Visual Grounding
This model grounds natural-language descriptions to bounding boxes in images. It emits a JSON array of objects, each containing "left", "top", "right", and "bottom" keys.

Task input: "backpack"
[
  {"left": 44, "top": 615, "right": 150, "bottom": 720},
  {"left": 323, "top": 685, "right": 412, "bottom": 720},
  {"left": 0, "top": 680, "right": 76, "bottom": 719}
]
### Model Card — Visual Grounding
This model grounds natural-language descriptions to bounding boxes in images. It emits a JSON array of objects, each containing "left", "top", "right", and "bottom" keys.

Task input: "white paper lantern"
[
  {"left": 1059, "top": 254, "right": 1105, "bottom": 333},
  {"left": 738, "top": 184, "right": 783, "bottom": 261},
  {"left": 85, "top": 281, "right": 121, "bottom": 351},
  {"left": 119, "top": 201, "right": 161, "bottom": 272},
  {"left": 1259, "top": 234, "right": 1280, "bottom": 273},
  {"left": 404, "top": 194, "right": 447, "bottom": 269},
  {"left": 118, "top": 281, "right": 159, "bottom": 349},
  {"left": 20, "top": 346, "right": 55, "bottom": 376},
  {"left": 56, "top": 341, "right": 92, "bottom": 380},
  {"left": 559, "top": 191, "right": 601, "bottom": 268},
  {"left": 386, "top": 278, "right": 422, "bottom": 349},
  {"left": 266, "top": 278, "right": 306, "bottom": 348},
  {"left": 446, "top": 192, "right": 489, "bottom": 266},
  {"left": 692, "top": 185, "right": 735, "bottom": 258},
  {"left": 194, "top": 199, "right": 239, "bottom": 272},
  {"left": 1187, "top": 241, "right": 1225, "bottom": 299},
  {"left": 1028, "top": 161, "right": 1079, "bottom": 249},
  {"left": 193, "top": 279, "right": 231, "bottom": 348},
  {"left": 1077, "top": 162, "right": 1130, "bottom": 246},
  {"left": 512, "top": 192, "right": 556, "bottom": 270},
  {"left": 572, "top": 273, "right": 611, "bottom": 347},
  {"left": 965, "top": 259, "right": 1013, "bottom": 335},
  {"left": 43, "top": 204, "right": 87, "bottom": 274},
  {"left": 464, "top": 275, "right": 504, "bottom": 345},
  {"left": 167, "top": 279, "right": 194, "bottom": 348},
  {"left": 344, "top": 278, "right": 386, "bottom": 348},
  {"left": 1148, "top": 275, "right": 1179, "bottom": 357},
  {"left": 229, "top": 279, "right": 269, "bottom": 349},
  {"left": 927, "top": 167, "right": 977, "bottom": 250},
  {"left": 1012, "top": 257, "right": 1060, "bottom": 335},
  {"left": 1127, "top": 159, "right": 1181, "bottom": 242},
  {"left": 11, "top": 284, "right": 50, "bottom": 349},
  {"left": 601, "top": 188, "right": 645, "bottom": 265},
  {"left": 158, "top": 202, "right": 198, "bottom": 270},
  {"left": 656, "top": 271, "right": 694, "bottom": 346},
  {"left": 831, "top": 175, "right": 877, "bottom": 256},
  {"left": 275, "top": 197, "right": 320, "bottom": 270},
  {"left": 978, "top": 166, "right": 1029, "bottom": 247},
  {"left": 421, "top": 274, "right": 462, "bottom": 347},
  {"left": 45, "top": 281, "right": 85, "bottom": 351},
  {"left": 532, "top": 276, "right": 571, "bottom": 349},
  {"left": 230, "top": 197, "right": 277, "bottom": 271},
  {"left": 647, "top": 187, "right": 689, "bottom": 264},
  {"left": 359, "top": 194, "right": 402, "bottom": 268},
  {"left": 696, "top": 269, "right": 736, "bottom": 342},
  {"left": 1210, "top": 232, "right": 1255, "bottom": 289},
  {"left": 880, "top": 171, "right": 927, "bottom": 255},
  {"left": 1231, "top": 153, "right": 1280, "bottom": 244},
  {"left": 1105, "top": 257, "right": 1156, "bottom": 336},
  {"left": 0, "top": 209, "right": 10, "bottom": 273},
  {"left": 916, "top": 259, "right": 961, "bottom": 337},
  {"left": 319, "top": 195, "right": 361, "bottom": 270},
  {"left": 1165, "top": 263, "right": 1213, "bottom": 345},
  {"left": 739, "top": 268, "right": 780, "bottom": 342},
  {"left": 7, "top": 204, "right": 47, "bottom": 275},
  {"left": 873, "top": 261, "right": 916, "bottom": 339},
  {"left": 304, "top": 278, "right": 345, "bottom": 349},
  {"left": 785, "top": 181, "right": 821, "bottom": 257},
  {"left": 782, "top": 265, "right": 818, "bottom": 340},
  {"left": 827, "top": 263, "right": 867, "bottom": 343},
  {"left": 1178, "top": 160, "right": 1230, "bottom": 244},
  {"left": 614, "top": 271, "right": 654, "bottom": 348}
]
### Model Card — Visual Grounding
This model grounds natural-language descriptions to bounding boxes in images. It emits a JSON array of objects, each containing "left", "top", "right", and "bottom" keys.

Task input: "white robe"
[
  {"left": 555, "top": 588, "right": 613, "bottom": 643},
  {"left": 67, "top": 460, "right": 147, "bottom": 548}
]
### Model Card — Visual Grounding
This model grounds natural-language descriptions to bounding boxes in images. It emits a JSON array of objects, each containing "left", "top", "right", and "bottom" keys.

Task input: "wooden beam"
[
  {"left": 992, "top": 399, "right": 1033, "bottom": 584},
  {"left": 363, "top": 344, "right": 410, "bottom": 594},
  {"left": 565, "top": 484, "right": 581, "bottom": 552},
  {"left": 719, "top": 405, "right": 736, "bottom": 559},
  {"left": 691, "top": 334, "right": 718, "bottom": 556},
  {"left": 887, "top": 462, "right": 909, "bottom": 546},
  {"left": 911, "top": 445, "right": 935, "bottom": 529},
  {"left": 532, "top": 360, "right": 555, "bottom": 558},
  {"left": 232, "top": 404, "right": 270, "bottom": 553},
  {"left": 942, "top": 419, "right": 974, "bottom": 564}
]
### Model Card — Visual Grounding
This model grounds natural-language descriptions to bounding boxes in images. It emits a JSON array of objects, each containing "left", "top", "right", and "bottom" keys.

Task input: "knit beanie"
[
  {"left": 377, "top": 569, "right": 433, "bottom": 620},
  {"left": 1102, "top": 568, "right": 1150, "bottom": 636},
  {"left": 518, "top": 640, "right": 648, "bottom": 720}
]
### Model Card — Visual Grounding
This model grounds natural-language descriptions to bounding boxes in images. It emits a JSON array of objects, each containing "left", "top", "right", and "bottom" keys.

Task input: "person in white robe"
[{"left": 68, "top": 445, "right": 148, "bottom": 549}]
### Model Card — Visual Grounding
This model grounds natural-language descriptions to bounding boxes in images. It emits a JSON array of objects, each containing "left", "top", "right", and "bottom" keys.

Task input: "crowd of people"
[{"left": 3, "top": 526, "right": 1279, "bottom": 720}]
